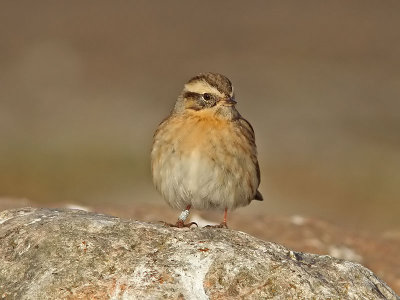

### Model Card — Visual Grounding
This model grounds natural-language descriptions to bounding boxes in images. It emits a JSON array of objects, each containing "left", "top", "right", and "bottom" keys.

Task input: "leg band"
[{"left": 178, "top": 209, "right": 190, "bottom": 222}]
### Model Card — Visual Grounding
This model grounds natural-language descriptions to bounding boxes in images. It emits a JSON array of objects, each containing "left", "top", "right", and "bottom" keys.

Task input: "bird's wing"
[{"left": 238, "top": 117, "right": 263, "bottom": 201}]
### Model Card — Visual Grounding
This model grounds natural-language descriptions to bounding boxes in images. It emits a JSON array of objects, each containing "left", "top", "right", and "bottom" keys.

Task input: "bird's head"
[{"left": 173, "top": 73, "right": 238, "bottom": 119}]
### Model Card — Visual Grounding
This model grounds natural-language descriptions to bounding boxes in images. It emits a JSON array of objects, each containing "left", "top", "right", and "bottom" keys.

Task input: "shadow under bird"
[{"left": 151, "top": 72, "right": 263, "bottom": 228}]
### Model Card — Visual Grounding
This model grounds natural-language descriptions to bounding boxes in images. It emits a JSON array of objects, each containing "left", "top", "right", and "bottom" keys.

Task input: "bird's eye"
[{"left": 203, "top": 93, "right": 211, "bottom": 101}]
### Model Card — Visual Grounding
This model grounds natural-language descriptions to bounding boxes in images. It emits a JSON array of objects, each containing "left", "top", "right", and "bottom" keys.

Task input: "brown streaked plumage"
[{"left": 151, "top": 72, "right": 263, "bottom": 228}]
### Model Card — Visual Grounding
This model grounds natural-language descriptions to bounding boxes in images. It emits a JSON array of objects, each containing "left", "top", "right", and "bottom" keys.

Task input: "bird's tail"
[{"left": 254, "top": 190, "right": 263, "bottom": 201}]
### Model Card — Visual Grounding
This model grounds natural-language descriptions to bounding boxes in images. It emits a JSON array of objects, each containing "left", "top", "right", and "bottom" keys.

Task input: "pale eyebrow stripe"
[{"left": 184, "top": 81, "right": 225, "bottom": 98}]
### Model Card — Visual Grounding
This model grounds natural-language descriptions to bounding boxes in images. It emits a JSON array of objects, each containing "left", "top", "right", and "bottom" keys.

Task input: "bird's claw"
[
  {"left": 160, "top": 220, "right": 198, "bottom": 228},
  {"left": 205, "top": 222, "right": 228, "bottom": 229}
]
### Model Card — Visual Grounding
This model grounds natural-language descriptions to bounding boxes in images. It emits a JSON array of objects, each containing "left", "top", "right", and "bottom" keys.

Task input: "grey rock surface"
[{"left": 0, "top": 208, "right": 398, "bottom": 300}]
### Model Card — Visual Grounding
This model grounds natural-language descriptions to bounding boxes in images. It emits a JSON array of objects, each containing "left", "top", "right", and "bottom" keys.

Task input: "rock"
[{"left": 0, "top": 208, "right": 398, "bottom": 300}]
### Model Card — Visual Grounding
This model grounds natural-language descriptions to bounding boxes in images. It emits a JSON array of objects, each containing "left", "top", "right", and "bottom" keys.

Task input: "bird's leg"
[
  {"left": 162, "top": 205, "right": 198, "bottom": 228},
  {"left": 175, "top": 205, "right": 198, "bottom": 227},
  {"left": 221, "top": 207, "right": 228, "bottom": 228},
  {"left": 206, "top": 208, "right": 228, "bottom": 228}
]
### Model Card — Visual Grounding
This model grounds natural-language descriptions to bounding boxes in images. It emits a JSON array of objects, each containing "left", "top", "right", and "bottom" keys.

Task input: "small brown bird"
[{"left": 151, "top": 73, "right": 263, "bottom": 228}]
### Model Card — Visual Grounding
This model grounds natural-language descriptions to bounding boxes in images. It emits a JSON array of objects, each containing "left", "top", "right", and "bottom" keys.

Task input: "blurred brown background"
[{"left": 1, "top": 1, "right": 399, "bottom": 232}]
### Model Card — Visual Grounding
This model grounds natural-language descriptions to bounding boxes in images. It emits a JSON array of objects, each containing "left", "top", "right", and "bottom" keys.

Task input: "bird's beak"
[{"left": 219, "top": 97, "right": 237, "bottom": 106}]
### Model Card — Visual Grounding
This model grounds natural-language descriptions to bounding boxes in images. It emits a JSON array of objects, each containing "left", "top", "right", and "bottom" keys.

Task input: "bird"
[{"left": 151, "top": 72, "right": 263, "bottom": 228}]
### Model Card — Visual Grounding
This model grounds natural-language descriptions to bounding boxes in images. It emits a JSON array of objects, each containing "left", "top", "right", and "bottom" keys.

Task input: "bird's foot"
[
  {"left": 205, "top": 222, "right": 228, "bottom": 229},
  {"left": 160, "top": 220, "right": 198, "bottom": 228}
]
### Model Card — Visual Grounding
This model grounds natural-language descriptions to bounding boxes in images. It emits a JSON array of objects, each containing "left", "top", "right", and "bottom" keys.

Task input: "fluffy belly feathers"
[{"left": 151, "top": 114, "right": 259, "bottom": 210}]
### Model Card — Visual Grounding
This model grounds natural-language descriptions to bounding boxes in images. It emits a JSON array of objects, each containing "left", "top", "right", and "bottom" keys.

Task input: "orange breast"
[{"left": 172, "top": 110, "right": 236, "bottom": 154}]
